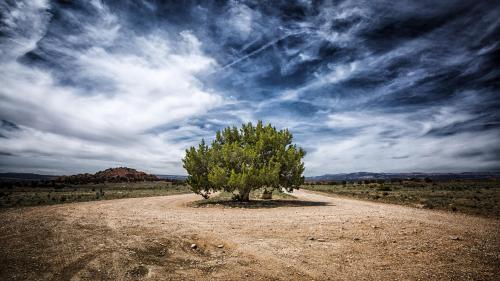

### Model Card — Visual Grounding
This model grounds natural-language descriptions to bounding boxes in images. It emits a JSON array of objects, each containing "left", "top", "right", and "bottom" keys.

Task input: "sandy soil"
[{"left": 0, "top": 190, "right": 499, "bottom": 280}]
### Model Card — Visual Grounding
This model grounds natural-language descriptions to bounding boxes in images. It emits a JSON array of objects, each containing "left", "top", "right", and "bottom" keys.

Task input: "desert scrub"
[
  {"left": 302, "top": 180, "right": 500, "bottom": 218},
  {"left": 0, "top": 182, "right": 192, "bottom": 208}
]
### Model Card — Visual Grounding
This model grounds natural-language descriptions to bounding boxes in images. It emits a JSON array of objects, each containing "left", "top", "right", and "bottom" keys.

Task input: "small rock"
[
  {"left": 217, "top": 244, "right": 224, "bottom": 248},
  {"left": 371, "top": 225, "right": 379, "bottom": 229},
  {"left": 191, "top": 243, "right": 197, "bottom": 249},
  {"left": 308, "top": 237, "right": 315, "bottom": 241},
  {"left": 317, "top": 238, "right": 326, "bottom": 242},
  {"left": 353, "top": 237, "right": 360, "bottom": 241},
  {"left": 449, "top": 236, "right": 460, "bottom": 241}
]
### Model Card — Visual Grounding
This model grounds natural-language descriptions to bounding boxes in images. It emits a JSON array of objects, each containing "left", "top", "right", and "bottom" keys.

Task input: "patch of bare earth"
[{"left": 0, "top": 190, "right": 499, "bottom": 280}]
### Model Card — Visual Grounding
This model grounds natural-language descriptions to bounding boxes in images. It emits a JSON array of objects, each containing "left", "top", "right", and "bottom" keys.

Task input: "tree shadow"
[{"left": 192, "top": 199, "right": 331, "bottom": 209}]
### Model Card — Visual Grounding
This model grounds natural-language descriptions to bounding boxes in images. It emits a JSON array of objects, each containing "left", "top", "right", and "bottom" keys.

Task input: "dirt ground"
[{"left": 1, "top": 190, "right": 499, "bottom": 280}]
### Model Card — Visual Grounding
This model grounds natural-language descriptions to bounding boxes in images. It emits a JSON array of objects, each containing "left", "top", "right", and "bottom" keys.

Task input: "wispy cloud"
[{"left": 0, "top": 0, "right": 224, "bottom": 174}]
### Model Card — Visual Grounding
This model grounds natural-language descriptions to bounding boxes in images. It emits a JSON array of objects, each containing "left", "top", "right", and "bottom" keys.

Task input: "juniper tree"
[
  {"left": 182, "top": 121, "right": 305, "bottom": 201},
  {"left": 182, "top": 139, "right": 213, "bottom": 199}
]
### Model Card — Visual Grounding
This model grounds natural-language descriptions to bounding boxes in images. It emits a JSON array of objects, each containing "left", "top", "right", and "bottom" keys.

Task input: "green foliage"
[
  {"left": 182, "top": 139, "right": 213, "bottom": 198},
  {"left": 182, "top": 121, "right": 306, "bottom": 201}
]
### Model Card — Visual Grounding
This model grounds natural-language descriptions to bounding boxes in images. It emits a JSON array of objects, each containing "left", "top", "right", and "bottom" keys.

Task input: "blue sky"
[{"left": 1, "top": 0, "right": 499, "bottom": 175}]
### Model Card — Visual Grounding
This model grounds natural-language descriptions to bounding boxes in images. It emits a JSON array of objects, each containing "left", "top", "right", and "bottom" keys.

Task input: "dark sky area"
[{"left": 0, "top": 0, "right": 499, "bottom": 175}]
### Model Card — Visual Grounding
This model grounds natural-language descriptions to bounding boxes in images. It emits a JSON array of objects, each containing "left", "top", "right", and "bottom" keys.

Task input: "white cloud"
[
  {"left": 305, "top": 130, "right": 500, "bottom": 175},
  {"left": 227, "top": 1, "right": 254, "bottom": 40},
  {"left": 304, "top": 105, "right": 500, "bottom": 175},
  {"left": 0, "top": 1, "right": 225, "bottom": 174}
]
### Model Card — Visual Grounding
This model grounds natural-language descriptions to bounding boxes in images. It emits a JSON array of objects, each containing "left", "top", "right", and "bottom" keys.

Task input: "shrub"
[
  {"left": 183, "top": 121, "right": 305, "bottom": 201},
  {"left": 377, "top": 185, "right": 392, "bottom": 191}
]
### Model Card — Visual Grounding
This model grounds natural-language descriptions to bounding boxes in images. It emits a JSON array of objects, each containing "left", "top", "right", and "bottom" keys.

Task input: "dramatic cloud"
[{"left": 1, "top": 0, "right": 499, "bottom": 175}]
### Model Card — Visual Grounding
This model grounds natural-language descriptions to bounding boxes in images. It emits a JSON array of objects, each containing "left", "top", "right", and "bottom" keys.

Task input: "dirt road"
[{"left": 1, "top": 190, "right": 499, "bottom": 280}]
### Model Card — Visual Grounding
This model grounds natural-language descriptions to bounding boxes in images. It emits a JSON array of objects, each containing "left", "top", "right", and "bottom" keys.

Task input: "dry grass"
[
  {"left": 302, "top": 179, "right": 500, "bottom": 218},
  {"left": 0, "top": 182, "right": 191, "bottom": 208}
]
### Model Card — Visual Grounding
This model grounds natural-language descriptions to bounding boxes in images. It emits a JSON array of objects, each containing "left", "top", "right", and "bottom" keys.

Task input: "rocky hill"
[{"left": 57, "top": 167, "right": 159, "bottom": 184}]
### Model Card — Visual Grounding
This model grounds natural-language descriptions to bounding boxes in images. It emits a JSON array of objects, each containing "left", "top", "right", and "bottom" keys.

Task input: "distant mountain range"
[
  {"left": 0, "top": 173, "right": 57, "bottom": 182},
  {"left": 305, "top": 172, "right": 500, "bottom": 182},
  {"left": 2, "top": 171, "right": 498, "bottom": 184}
]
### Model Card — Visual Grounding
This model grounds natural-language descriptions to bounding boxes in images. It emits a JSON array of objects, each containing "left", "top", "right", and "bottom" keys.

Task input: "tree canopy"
[{"left": 182, "top": 121, "right": 305, "bottom": 201}]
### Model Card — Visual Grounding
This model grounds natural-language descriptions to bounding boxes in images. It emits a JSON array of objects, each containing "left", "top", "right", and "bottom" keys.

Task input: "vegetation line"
[{"left": 302, "top": 180, "right": 500, "bottom": 219}]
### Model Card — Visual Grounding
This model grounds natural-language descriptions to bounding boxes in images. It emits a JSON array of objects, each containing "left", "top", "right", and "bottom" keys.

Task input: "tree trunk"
[
  {"left": 238, "top": 190, "right": 250, "bottom": 202},
  {"left": 261, "top": 189, "right": 273, "bottom": 199}
]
